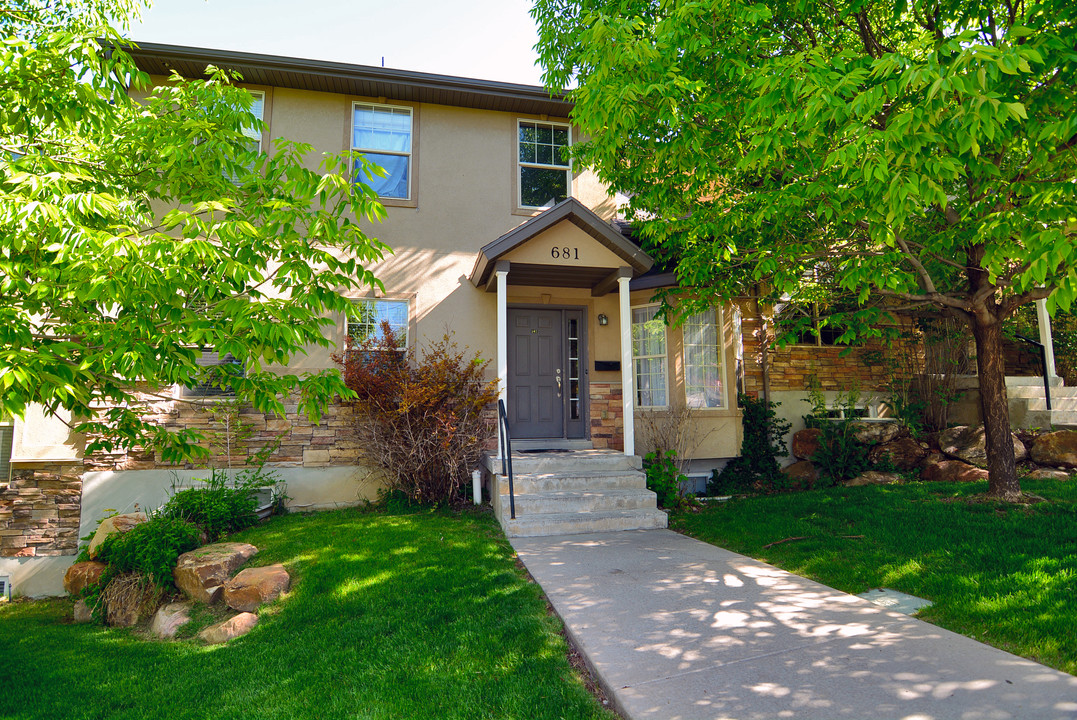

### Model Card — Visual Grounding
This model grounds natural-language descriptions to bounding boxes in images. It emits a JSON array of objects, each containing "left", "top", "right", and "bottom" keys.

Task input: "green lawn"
[
  {"left": 0, "top": 506, "right": 616, "bottom": 720},
  {"left": 672, "top": 478, "right": 1077, "bottom": 676}
]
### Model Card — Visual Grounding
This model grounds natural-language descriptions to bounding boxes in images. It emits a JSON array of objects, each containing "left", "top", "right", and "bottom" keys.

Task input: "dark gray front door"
[{"left": 508, "top": 308, "right": 564, "bottom": 438}]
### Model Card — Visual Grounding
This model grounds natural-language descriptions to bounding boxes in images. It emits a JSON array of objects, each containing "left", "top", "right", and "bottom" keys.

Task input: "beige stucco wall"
[{"left": 11, "top": 406, "right": 82, "bottom": 462}]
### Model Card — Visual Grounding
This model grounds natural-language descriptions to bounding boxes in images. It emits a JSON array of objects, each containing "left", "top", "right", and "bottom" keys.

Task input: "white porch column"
[
  {"left": 618, "top": 275, "right": 635, "bottom": 456},
  {"left": 1036, "top": 298, "right": 1058, "bottom": 379},
  {"left": 495, "top": 262, "right": 509, "bottom": 453}
]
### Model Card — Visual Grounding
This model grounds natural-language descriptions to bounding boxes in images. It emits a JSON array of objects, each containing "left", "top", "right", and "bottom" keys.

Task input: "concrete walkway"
[{"left": 511, "top": 529, "right": 1077, "bottom": 720}]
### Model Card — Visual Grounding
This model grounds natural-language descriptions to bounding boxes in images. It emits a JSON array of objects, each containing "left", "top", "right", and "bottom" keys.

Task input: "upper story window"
[
  {"left": 347, "top": 299, "right": 409, "bottom": 350},
  {"left": 243, "top": 90, "right": 265, "bottom": 153},
  {"left": 518, "top": 120, "right": 571, "bottom": 209},
  {"left": 353, "top": 103, "right": 412, "bottom": 200},
  {"left": 683, "top": 309, "right": 725, "bottom": 409},
  {"left": 184, "top": 351, "right": 244, "bottom": 398},
  {"left": 632, "top": 305, "right": 668, "bottom": 408}
]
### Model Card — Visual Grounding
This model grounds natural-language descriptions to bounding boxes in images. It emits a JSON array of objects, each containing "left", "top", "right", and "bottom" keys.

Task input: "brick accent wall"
[
  {"left": 589, "top": 383, "right": 624, "bottom": 451},
  {"left": 0, "top": 463, "right": 82, "bottom": 558}
]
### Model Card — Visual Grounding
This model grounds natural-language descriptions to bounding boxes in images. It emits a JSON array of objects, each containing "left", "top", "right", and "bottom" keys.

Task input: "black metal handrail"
[
  {"left": 1016, "top": 334, "right": 1052, "bottom": 411},
  {"left": 497, "top": 398, "right": 515, "bottom": 520}
]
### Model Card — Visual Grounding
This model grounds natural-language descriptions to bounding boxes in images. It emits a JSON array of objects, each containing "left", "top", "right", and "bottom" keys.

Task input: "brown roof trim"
[
  {"left": 630, "top": 272, "right": 678, "bottom": 291},
  {"left": 122, "top": 41, "right": 572, "bottom": 116},
  {"left": 469, "top": 198, "right": 654, "bottom": 288}
]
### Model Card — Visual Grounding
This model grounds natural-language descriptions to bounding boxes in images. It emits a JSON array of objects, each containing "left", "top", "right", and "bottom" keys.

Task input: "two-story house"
[{"left": 0, "top": 43, "right": 744, "bottom": 596}]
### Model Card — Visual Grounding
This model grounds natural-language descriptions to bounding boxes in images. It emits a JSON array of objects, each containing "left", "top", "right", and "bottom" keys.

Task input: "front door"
[{"left": 507, "top": 307, "right": 586, "bottom": 439}]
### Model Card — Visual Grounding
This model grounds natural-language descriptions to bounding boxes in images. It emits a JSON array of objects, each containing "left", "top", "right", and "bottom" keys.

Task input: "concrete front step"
[
  {"left": 1007, "top": 386, "right": 1077, "bottom": 399},
  {"left": 499, "top": 489, "right": 657, "bottom": 516},
  {"left": 501, "top": 509, "right": 668, "bottom": 537},
  {"left": 495, "top": 470, "right": 648, "bottom": 495},
  {"left": 483, "top": 450, "right": 641, "bottom": 476},
  {"left": 1024, "top": 397, "right": 1077, "bottom": 412}
]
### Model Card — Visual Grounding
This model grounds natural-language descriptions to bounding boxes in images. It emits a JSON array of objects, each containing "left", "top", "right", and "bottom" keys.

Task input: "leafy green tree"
[
  {"left": 0, "top": 0, "right": 388, "bottom": 460},
  {"left": 533, "top": 0, "right": 1077, "bottom": 500}
]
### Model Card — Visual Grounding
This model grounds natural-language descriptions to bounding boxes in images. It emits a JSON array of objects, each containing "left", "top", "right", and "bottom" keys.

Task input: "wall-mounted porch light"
[{"left": 597, "top": 313, "right": 609, "bottom": 326}]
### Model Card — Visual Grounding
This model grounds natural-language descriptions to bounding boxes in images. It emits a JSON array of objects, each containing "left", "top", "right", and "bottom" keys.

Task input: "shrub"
[
  {"left": 335, "top": 325, "right": 499, "bottom": 504},
  {"left": 159, "top": 468, "right": 263, "bottom": 541},
  {"left": 95, "top": 516, "right": 202, "bottom": 589},
  {"left": 709, "top": 394, "right": 792, "bottom": 495},
  {"left": 810, "top": 419, "right": 871, "bottom": 486},
  {"left": 643, "top": 450, "right": 687, "bottom": 509}
]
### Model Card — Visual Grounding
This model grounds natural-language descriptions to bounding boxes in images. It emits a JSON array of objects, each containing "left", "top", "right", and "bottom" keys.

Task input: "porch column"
[
  {"left": 1036, "top": 298, "right": 1058, "bottom": 379},
  {"left": 495, "top": 261, "right": 509, "bottom": 453},
  {"left": 618, "top": 275, "right": 635, "bottom": 456}
]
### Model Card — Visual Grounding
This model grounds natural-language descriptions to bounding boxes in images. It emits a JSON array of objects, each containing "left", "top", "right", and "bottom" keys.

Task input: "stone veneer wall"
[
  {"left": 85, "top": 397, "right": 367, "bottom": 472},
  {"left": 0, "top": 463, "right": 82, "bottom": 558},
  {"left": 589, "top": 383, "right": 624, "bottom": 451}
]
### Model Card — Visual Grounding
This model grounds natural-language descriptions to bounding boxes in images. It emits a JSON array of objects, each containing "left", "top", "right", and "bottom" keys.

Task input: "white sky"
[{"left": 126, "top": 0, "right": 547, "bottom": 86}]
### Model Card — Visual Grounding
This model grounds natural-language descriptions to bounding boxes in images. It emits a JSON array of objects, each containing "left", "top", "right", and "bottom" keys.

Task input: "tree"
[
  {"left": 533, "top": 0, "right": 1077, "bottom": 500},
  {"left": 0, "top": 0, "right": 389, "bottom": 460}
]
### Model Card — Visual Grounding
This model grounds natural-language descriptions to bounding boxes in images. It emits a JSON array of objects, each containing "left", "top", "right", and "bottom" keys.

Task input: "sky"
[{"left": 125, "top": 0, "right": 547, "bottom": 86}]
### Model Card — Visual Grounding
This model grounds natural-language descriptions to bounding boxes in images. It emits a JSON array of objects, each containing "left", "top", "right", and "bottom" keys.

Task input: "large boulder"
[
  {"left": 781, "top": 460, "right": 818, "bottom": 489},
  {"left": 199, "top": 612, "right": 258, "bottom": 645},
  {"left": 88, "top": 512, "right": 147, "bottom": 558},
  {"left": 1030, "top": 430, "right": 1077, "bottom": 468},
  {"left": 850, "top": 421, "right": 906, "bottom": 446},
  {"left": 173, "top": 542, "right": 258, "bottom": 605},
  {"left": 792, "top": 428, "right": 824, "bottom": 461},
  {"left": 103, "top": 576, "right": 160, "bottom": 627},
  {"left": 63, "top": 561, "right": 108, "bottom": 596},
  {"left": 150, "top": 602, "right": 192, "bottom": 640},
  {"left": 224, "top": 564, "right": 291, "bottom": 612},
  {"left": 845, "top": 470, "right": 903, "bottom": 487},
  {"left": 868, "top": 437, "right": 928, "bottom": 471},
  {"left": 939, "top": 426, "right": 1027, "bottom": 469},
  {"left": 920, "top": 454, "right": 990, "bottom": 483}
]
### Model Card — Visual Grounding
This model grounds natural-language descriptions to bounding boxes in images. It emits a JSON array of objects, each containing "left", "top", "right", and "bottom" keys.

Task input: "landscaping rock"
[
  {"left": 781, "top": 460, "right": 818, "bottom": 489},
  {"left": 1026, "top": 467, "right": 1072, "bottom": 481},
  {"left": 104, "top": 578, "right": 160, "bottom": 628},
  {"left": 88, "top": 512, "right": 147, "bottom": 558},
  {"left": 223, "top": 563, "right": 291, "bottom": 612},
  {"left": 845, "top": 470, "right": 903, "bottom": 487},
  {"left": 792, "top": 428, "right": 824, "bottom": 460},
  {"left": 174, "top": 542, "right": 258, "bottom": 605},
  {"left": 63, "top": 561, "right": 108, "bottom": 596},
  {"left": 868, "top": 437, "right": 928, "bottom": 471},
  {"left": 73, "top": 600, "right": 93, "bottom": 623},
  {"left": 850, "top": 421, "right": 906, "bottom": 446},
  {"left": 920, "top": 454, "right": 989, "bottom": 483},
  {"left": 939, "top": 425, "right": 1027, "bottom": 468},
  {"left": 1030, "top": 430, "right": 1077, "bottom": 468},
  {"left": 198, "top": 612, "right": 258, "bottom": 645},
  {"left": 150, "top": 602, "right": 192, "bottom": 640}
]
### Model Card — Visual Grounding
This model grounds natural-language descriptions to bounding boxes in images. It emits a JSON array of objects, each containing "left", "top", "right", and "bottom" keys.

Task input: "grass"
[
  {"left": 0, "top": 505, "right": 616, "bottom": 720},
  {"left": 672, "top": 477, "right": 1077, "bottom": 676}
]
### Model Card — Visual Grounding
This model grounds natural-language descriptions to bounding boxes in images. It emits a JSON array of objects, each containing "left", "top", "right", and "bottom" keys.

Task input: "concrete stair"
[
  {"left": 484, "top": 450, "right": 667, "bottom": 537},
  {"left": 1006, "top": 376, "right": 1077, "bottom": 428}
]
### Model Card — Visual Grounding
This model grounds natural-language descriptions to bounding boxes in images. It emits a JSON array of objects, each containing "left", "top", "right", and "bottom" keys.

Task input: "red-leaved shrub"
[{"left": 334, "top": 323, "right": 498, "bottom": 504}]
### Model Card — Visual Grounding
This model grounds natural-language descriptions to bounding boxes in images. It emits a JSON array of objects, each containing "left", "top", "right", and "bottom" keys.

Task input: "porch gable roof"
[{"left": 469, "top": 198, "right": 654, "bottom": 291}]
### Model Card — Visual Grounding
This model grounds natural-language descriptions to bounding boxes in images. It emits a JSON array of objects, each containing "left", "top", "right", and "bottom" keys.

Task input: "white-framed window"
[
  {"left": 243, "top": 90, "right": 265, "bottom": 153},
  {"left": 347, "top": 299, "right": 409, "bottom": 350},
  {"left": 185, "top": 351, "right": 244, "bottom": 398},
  {"left": 632, "top": 305, "right": 668, "bottom": 408},
  {"left": 683, "top": 309, "right": 726, "bottom": 409},
  {"left": 518, "top": 120, "right": 571, "bottom": 209},
  {"left": 352, "top": 103, "right": 413, "bottom": 200}
]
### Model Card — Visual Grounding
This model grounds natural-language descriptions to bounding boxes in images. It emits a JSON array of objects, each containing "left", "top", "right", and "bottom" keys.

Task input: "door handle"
[{"left": 556, "top": 372, "right": 562, "bottom": 398}]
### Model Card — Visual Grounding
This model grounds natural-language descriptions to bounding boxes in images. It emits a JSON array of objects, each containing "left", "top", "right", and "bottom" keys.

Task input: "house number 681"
[{"left": 551, "top": 247, "right": 579, "bottom": 260}]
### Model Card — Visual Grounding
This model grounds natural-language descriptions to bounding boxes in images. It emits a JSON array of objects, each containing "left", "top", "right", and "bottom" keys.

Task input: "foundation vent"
[{"left": 0, "top": 575, "right": 11, "bottom": 601}]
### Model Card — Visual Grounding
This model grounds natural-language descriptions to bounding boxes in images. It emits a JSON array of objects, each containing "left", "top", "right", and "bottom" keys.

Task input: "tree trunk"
[{"left": 970, "top": 311, "right": 1021, "bottom": 500}]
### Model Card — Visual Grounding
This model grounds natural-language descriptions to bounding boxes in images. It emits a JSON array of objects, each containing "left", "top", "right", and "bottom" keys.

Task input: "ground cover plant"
[
  {"left": 672, "top": 479, "right": 1077, "bottom": 675},
  {"left": 0, "top": 507, "right": 615, "bottom": 720}
]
